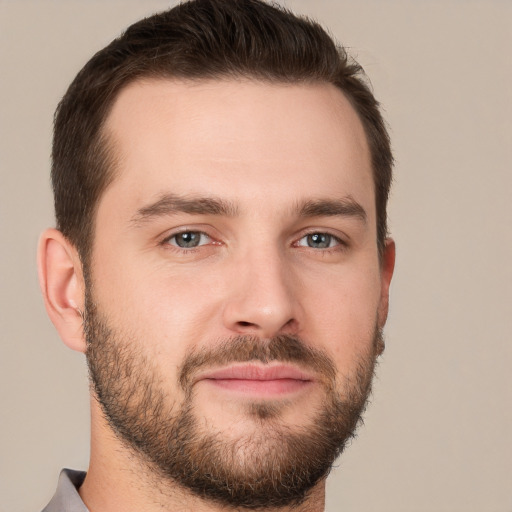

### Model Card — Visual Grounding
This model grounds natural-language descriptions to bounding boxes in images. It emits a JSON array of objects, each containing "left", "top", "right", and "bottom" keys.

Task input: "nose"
[{"left": 222, "top": 249, "right": 300, "bottom": 339}]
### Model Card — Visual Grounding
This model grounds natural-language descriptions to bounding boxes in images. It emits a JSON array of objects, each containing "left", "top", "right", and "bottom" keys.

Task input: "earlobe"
[
  {"left": 37, "top": 228, "right": 87, "bottom": 353},
  {"left": 377, "top": 238, "right": 396, "bottom": 329}
]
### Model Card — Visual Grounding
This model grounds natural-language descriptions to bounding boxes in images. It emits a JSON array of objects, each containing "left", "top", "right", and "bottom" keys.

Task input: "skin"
[{"left": 39, "top": 78, "right": 395, "bottom": 512}]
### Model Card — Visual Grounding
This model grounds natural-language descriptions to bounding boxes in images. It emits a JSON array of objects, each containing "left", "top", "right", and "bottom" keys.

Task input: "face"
[{"left": 84, "top": 79, "right": 392, "bottom": 508}]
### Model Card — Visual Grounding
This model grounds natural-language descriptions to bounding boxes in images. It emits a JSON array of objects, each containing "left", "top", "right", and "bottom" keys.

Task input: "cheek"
[
  {"left": 301, "top": 261, "right": 381, "bottom": 369},
  {"left": 90, "top": 252, "right": 225, "bottom": 364}
]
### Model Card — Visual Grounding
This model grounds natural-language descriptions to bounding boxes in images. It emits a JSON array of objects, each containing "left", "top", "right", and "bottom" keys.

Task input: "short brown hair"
[{"left": 52, "top": 0, "right": 392, "bottom": 265}]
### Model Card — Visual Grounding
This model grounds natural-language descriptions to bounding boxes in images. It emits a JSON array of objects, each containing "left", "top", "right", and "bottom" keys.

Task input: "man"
[{"left": 38, "top": 0, "right": 395, "bottom": 510}]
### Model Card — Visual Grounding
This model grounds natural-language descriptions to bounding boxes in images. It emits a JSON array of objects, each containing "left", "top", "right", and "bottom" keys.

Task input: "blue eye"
[
  {"left": 298, "top": 233, "right": 340, "bottom": 249},
  {"left": 168, "top": 231, "right": 210, "bottom": 248}
]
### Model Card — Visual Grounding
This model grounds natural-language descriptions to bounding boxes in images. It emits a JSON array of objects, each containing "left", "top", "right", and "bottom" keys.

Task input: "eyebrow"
[
  {"left": 130, "top": 193, "right": 367, "bottom": 226},
  {"left": 297, "top": 197, "right": 367, "bottom": 223},
  {"left": 130, "top": 193, "right": 239, "bottom": 225}
]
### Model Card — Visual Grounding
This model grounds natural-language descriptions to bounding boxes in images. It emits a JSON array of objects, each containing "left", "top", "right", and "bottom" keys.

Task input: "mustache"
[{"left": 178, "top": 334, "right": 337, "bottom": 392}]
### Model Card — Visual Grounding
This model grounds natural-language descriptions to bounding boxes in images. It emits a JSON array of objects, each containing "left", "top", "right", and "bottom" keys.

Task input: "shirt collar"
[{"left": 42, "top": 469, "right": 88, "bottom": 512}]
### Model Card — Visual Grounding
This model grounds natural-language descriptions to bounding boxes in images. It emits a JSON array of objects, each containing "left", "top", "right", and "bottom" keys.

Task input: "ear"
[
  {"left": 377, "top": 238, "right": 396, "bottom": 329},
  {"left": 38, "top": 228, "right": 87, "bottom": 353}
]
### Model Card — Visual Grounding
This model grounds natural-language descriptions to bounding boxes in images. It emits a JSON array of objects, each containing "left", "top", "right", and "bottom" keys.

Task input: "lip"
[{"left": 194, "top": 363, "right": 315, "bottom": 397}]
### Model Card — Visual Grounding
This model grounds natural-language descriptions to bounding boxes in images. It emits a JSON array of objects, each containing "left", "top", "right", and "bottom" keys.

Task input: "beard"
[{"left": 84, "top": 290, "right": 381, "bottom": 510}]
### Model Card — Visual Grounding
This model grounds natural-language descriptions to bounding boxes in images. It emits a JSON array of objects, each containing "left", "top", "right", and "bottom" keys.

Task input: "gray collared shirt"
[{"left": 42, "top": 469, "right": 88, "bottom": 512}]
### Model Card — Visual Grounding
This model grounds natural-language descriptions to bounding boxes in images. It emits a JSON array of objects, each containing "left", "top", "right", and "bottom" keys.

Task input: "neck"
[{"left": 79, "top": 399, "right": 326, "bottom": 512}]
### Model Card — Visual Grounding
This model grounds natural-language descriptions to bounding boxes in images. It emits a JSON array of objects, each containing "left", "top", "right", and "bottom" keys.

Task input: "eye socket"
[
  {"left": 297, "top": 232, "right": 341, "bottom": 249},
  {"left": 166, "top": 231, "right": 211, "bottom": 249},
  {"left": 164, "top": 230, "right": 341, "bottom": 250}
]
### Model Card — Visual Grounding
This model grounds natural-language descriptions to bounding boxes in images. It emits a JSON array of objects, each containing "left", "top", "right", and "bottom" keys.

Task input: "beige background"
[{"left": 1, "top": 1, "right": 511, "bottom": 511}]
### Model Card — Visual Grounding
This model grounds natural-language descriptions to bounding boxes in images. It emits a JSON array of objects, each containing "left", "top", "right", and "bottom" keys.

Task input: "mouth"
[{"left": 194, "top": 363, "right": 315, "bottom": 397}]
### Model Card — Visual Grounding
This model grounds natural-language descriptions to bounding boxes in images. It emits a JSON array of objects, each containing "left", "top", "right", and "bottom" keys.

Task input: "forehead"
[{"left": 100, "top": 78, "right": 374, "bottom": 221}]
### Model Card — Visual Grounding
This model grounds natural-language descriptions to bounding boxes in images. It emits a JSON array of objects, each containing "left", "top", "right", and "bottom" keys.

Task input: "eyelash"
[
  {"left": 295, "top": 231, "right": 346, "bottom": 251},
  {"left": 160, "top": 229, "right": 347, "bottom": 255},
  {"left": 161, "top": 230, "right": 214, "bottom": 251}
]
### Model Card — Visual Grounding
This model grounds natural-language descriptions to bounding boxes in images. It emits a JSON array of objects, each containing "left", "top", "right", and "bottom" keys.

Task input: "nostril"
[{"left": 238, "top": 321, "right": 254, "bottom": 327}]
